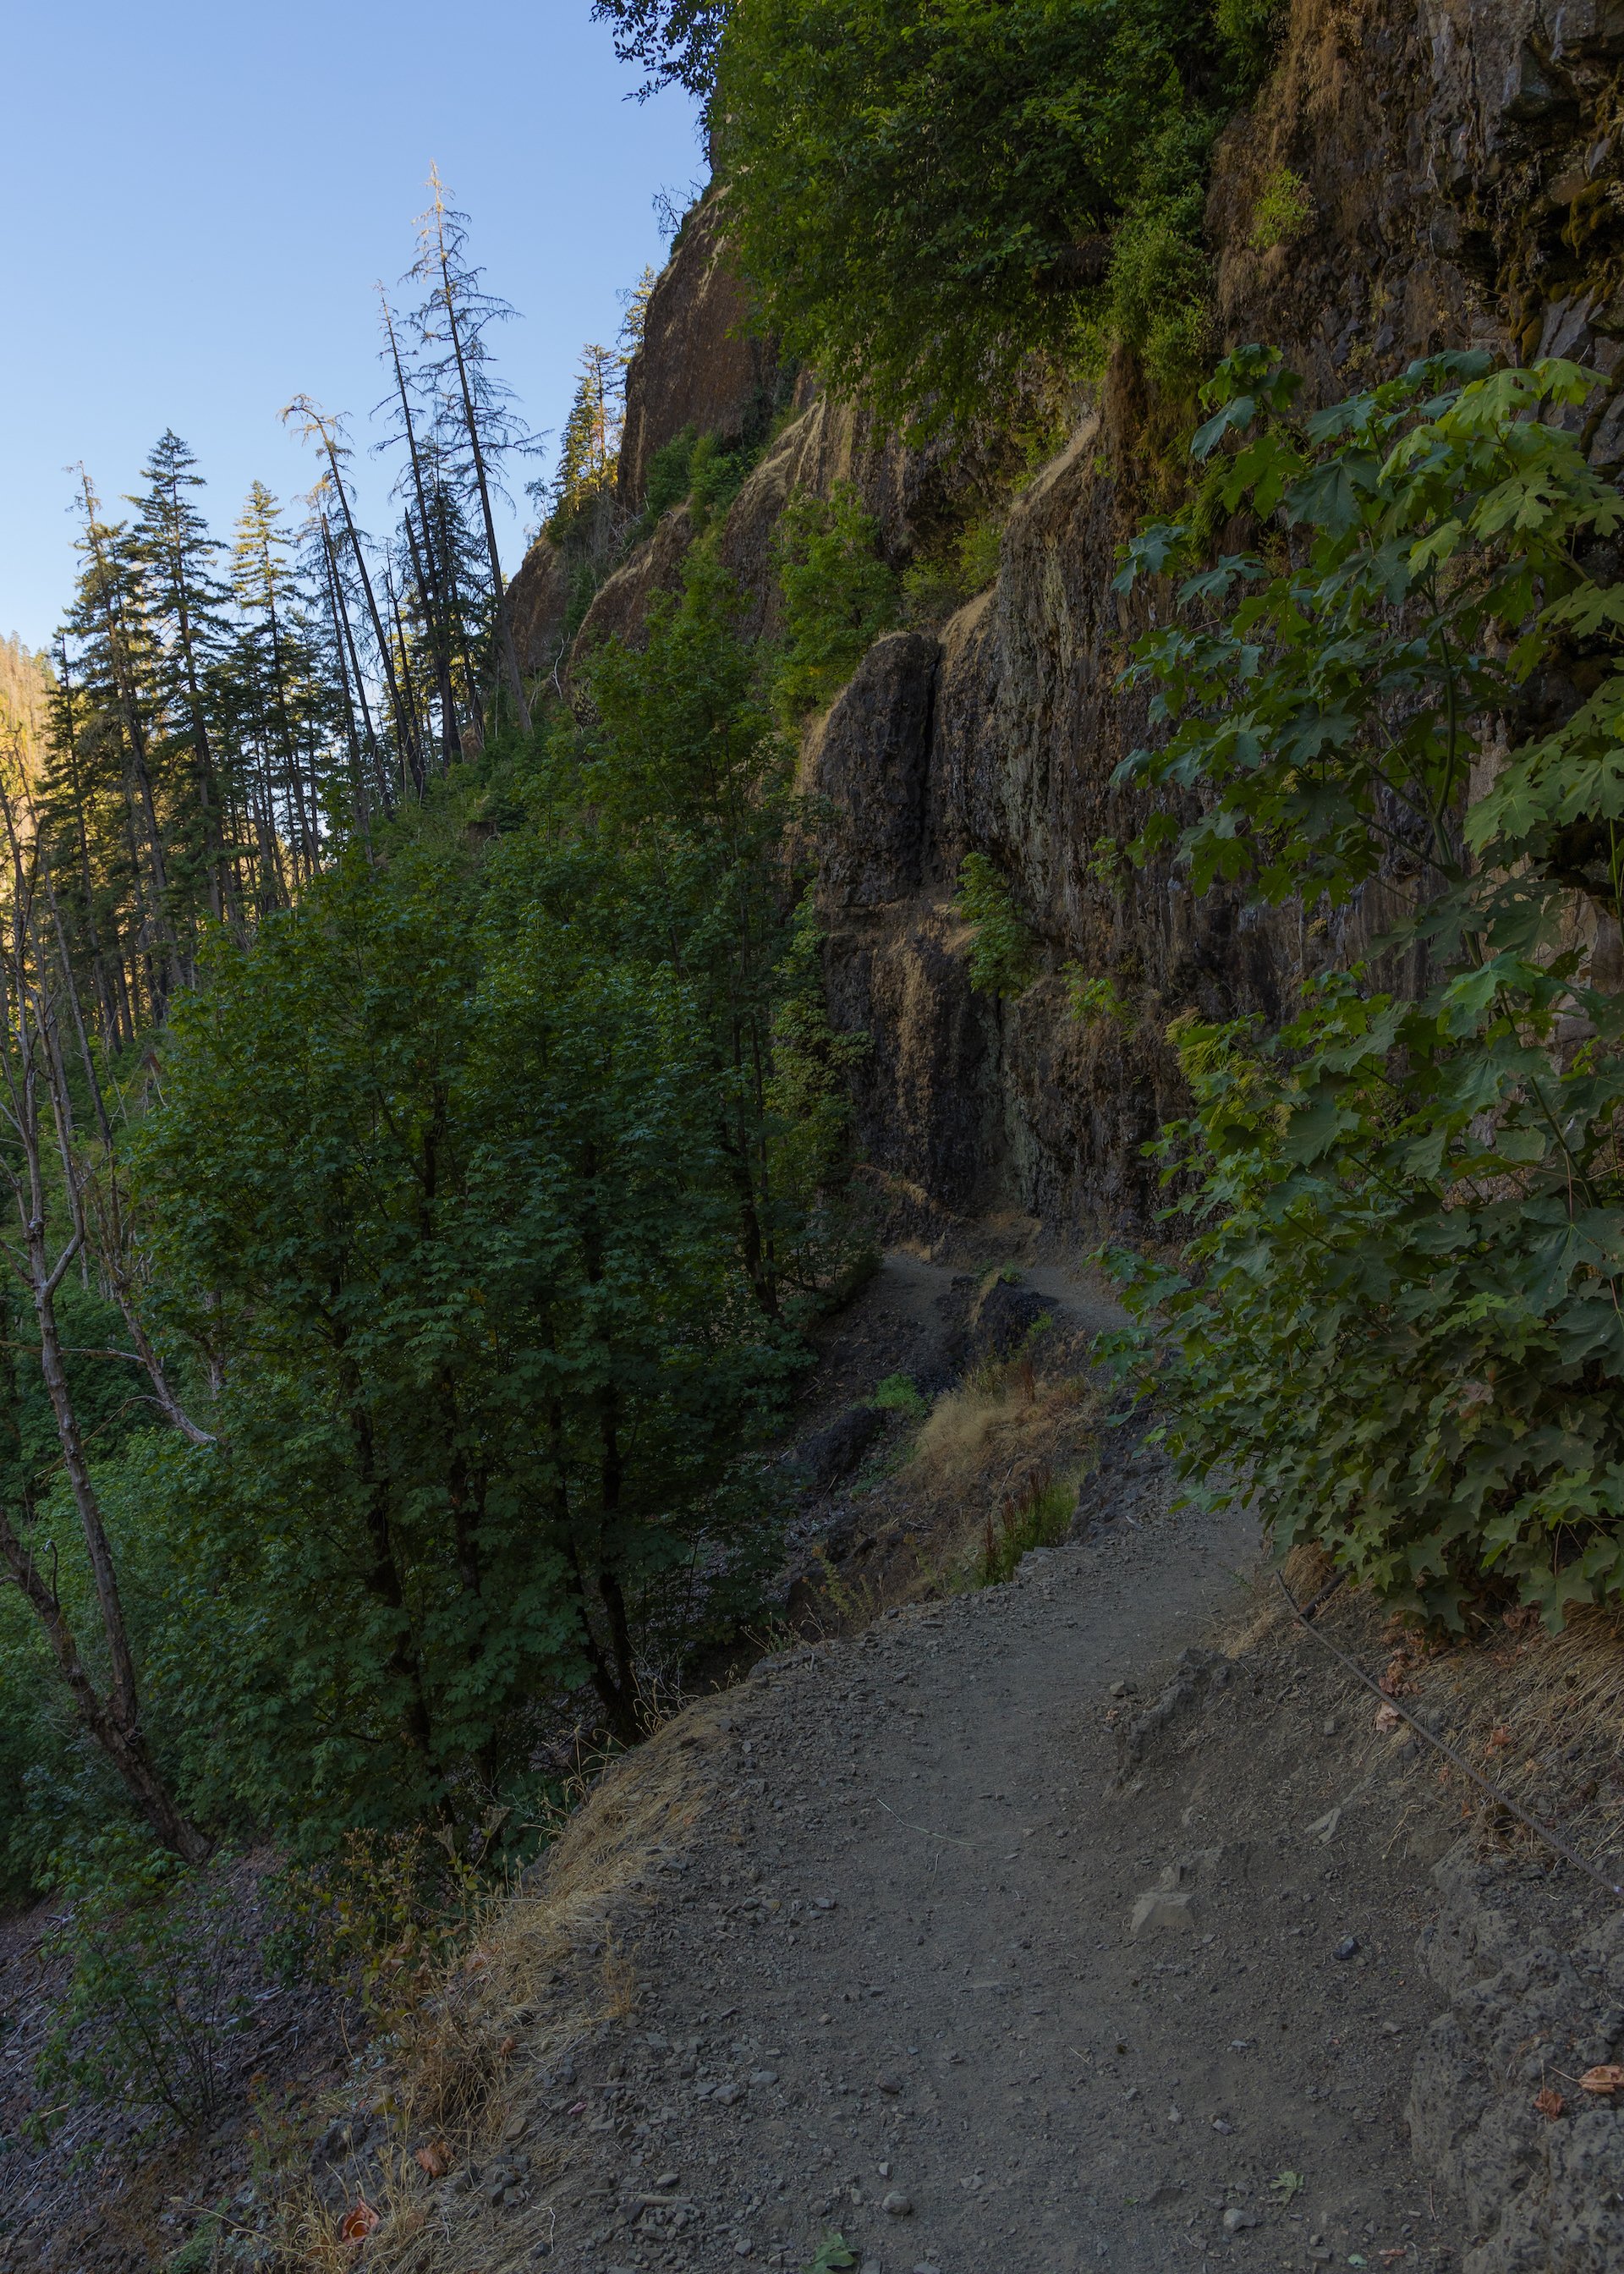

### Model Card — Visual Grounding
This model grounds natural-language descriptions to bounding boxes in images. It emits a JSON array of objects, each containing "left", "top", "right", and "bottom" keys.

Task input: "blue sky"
[{"left": 0, "top": 1, "right": 703, "bottom": 650}]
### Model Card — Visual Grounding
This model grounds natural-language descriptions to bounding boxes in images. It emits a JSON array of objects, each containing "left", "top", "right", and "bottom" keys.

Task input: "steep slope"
[{"left": 506, "top": 0, "right": 1624, "bottom": 1233}]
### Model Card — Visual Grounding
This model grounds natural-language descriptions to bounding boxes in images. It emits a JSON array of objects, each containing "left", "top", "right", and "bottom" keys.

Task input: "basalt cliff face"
[{"left": 507, "top": 0, "right": 1624, "bottom": 1239}]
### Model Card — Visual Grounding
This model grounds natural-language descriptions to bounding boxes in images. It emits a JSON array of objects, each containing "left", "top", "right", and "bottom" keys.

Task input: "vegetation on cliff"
[
  {"left": 1106, "top": 349, "right": 1624, "bottom": 1627},
  {"left": 600, "top": 0, "right": 1285, "bottom": 426}
]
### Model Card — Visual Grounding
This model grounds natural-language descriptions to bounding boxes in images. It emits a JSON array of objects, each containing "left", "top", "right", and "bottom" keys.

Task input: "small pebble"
[
  {"left": 1223, "top": 2207, "right": 1260, "bottom": 2233},
  {"left": 881, "top": 2189, "right": 914, "bottom": 2216},
  {"left": 1334, "top": 1936, "right": 1360, "bottom": 1961},
  {"left": 1211, "top": 2117, "right": 1233, "bottom": 2134}
]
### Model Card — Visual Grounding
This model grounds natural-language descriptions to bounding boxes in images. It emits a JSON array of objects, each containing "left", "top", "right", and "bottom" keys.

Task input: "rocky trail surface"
[
  {"left": 380, "top": 1252, "right": 1621, "bottom": 2274},
  {"left": 442, "top": 1491, "right": 1479, "bottom": 2274}
]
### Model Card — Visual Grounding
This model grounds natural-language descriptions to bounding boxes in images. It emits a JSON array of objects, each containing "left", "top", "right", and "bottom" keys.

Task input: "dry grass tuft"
[
  {"left": 1224, "top": 1546, "right": 1624, "bottom": 1887},
  {"left": 254, "top": 1703, "right": 732, "bottom": 2272}
]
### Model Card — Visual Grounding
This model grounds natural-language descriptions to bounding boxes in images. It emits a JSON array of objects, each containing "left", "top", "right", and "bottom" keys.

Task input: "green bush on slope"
[
  {"left": 715, "top": 0, "right": 1282, "bottom": 427},
  {"left": 1101, "top": 348, "right": 1624, "bottom": 1629}
]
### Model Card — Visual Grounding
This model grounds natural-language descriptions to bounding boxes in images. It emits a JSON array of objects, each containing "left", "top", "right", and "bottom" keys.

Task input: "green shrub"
[
  {"left": 1102, "top": 347, "right": 1624, "bottom": 1627},
  {"left": 871, "top": 1372, "right": 928, "bottom": 1421},
  {"left": 773, "top": 484, "right": 899, "bottom": 718},
  {"left": 956, "top": 516, "right": 1005, "bottom": 593},
  {"left": 1064, "top": 969, "right": 1133, "bottom": 1029},
  {"left": 956, "top": 853, "right": 1036, "bottom": 997},
  {"left": 978, "top": 1469, "right": 1075, "bottom": 1586},
  {"left": 1248, "top": 164, "right": 1314, "bottom": 251},
  {"left": 32, "top": 1832, "right": 252, "bottom": 2138},
  {"left": 716, "top": 0, "right": 1273, "bottom": 428},
  {"left": 642, "top": 425, "right": 699, "bottom": 523}
]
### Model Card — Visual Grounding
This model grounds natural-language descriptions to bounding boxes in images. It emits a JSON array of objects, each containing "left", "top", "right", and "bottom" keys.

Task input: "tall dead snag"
[
  {"left": 0, "top": 755, "right": 208, "bottom": 1862},
  {"left": 409, "top": 169, "right": 535, "bottom": 735},
  {"left": 281, "top": 397, "right": 416, "bottom": 798}
]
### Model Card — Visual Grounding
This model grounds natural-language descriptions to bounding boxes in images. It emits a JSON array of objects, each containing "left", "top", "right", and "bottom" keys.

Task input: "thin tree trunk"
[{"left": 430, "top": 199, "right": 532, "bottom": 733}]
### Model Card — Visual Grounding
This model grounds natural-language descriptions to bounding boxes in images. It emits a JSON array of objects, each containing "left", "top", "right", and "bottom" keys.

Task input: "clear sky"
[{"left": 0, "top": 0, "right": 703, "bottom": 651}]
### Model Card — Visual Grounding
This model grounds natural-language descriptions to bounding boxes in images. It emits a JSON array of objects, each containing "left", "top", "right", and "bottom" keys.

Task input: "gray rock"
[
  {"left": 794, "top": 1403, "right": 888, "bottom": 1491},
  {"left": 1130, "top": 1888, "right": 1195, "bottom": 1936},
  {"left": 804, "top": 631, "right": 940, "bottom": 908},
  {"left": 881, "top": 2189, "right": 914, "bottom": 2216}
]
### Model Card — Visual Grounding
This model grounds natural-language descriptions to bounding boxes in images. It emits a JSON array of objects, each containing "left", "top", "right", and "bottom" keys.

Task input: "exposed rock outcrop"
[
  {"left": 543, "top": 0, "right": 1624, "bottom": 1232},
  {"left": 617, "top": 196, "right": 781, "bottom": 511},
  {"left": 507, "top": 536, "right": 570, "bottom": 679}
]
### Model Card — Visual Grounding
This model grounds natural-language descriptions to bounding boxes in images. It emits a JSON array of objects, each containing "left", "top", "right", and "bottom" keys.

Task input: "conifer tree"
[
  {"left": 550, "top": 343, "right": 623, "bottom": 527},
  {"left": 129, "top": 432, "right": 239, "bottom": 935}
]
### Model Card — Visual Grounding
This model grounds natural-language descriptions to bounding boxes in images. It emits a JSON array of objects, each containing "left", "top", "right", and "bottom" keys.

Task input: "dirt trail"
[{"left": 457, "top": 1493, "right": 1460, "bottom": 2274}]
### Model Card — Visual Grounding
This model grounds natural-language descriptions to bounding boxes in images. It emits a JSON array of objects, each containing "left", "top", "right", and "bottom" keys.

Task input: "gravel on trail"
[{"left": 485, "top": 1494, "right": 1459, "bottom": 2274}]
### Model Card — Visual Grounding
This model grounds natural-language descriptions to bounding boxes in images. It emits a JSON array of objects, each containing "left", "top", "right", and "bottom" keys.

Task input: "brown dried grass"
[
  {"left": 255, "top": 1701, "right": 732, "bottom": 2273},
  {"left": 1222, "top": 1542, "right": 1624, "bottom": 1887}
]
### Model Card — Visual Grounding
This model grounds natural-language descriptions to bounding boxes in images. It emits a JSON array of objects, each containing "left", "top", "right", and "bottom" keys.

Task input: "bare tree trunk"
[
  {"left": 380, "top": 290, "right": 464, "bottom": 767},
  {"left": 0, "top": 788, "right": 206, "bottom": 1861},
  {"left": 428, "top": 193, "right": 532, "bottom": 734},
  {"left": 282, "top": 404, "right": 423, "bottom": 783}
]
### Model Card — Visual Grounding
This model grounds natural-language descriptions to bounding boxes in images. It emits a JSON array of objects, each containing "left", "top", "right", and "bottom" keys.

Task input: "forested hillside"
[{"left": 5, "top": 1, "right": 1624, "bottom": 2266}]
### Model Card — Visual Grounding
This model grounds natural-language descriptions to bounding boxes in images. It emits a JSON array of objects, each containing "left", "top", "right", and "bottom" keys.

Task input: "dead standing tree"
[
  {"left": 0, "top": 746, "right": 209, "bottom": 1861},
  {"left": 409, "top": 168, "right": 538, "bottom": 737}
]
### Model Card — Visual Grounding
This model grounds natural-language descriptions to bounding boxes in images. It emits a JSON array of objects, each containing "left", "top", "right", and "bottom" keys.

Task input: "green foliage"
[
  {"left": 870, "top": 1372, "right": 927, "bottom": 1421},
  {"left": 31, "top": 1831, "right": 250, "bottom": 2136},
  {"left": 1103, "top": 347, "right": 1624, "bottom": 1625},
  {"left": 804, "top": 2237, "right": 857, "bottom": 2274},
  {"left": 642, "top": 426, "right": 700, "bottom": 525},
  {"left": 1215, "top": 0, "right": 1287, "bottom": 80},
  {"left": 637, "top": 426, "right": 760, "bottom": 537},
  {"left": 127, "top": 827, "right": 794, "bottom": 1828},
  {"left": 956, "top": 516, "right": 1005, "bottom": 594},
  {"left": 716, "top": 0, "right": 1270, "bottom": 428},
  {"left": 1103, "top": 113, "right": 1218, "bottom": 393},
  {"left": 773, "top": 485, "right": 899, "bottom": 718},
  {"left": 164, "top": 2222, "right": 222, "bottom": 2274},
  {"left": 1248, "top": 164, "right": 1314, "bottom": 251},
  {"left": 956, "top": 853, "right": 1037, "bottom": 997},
  {"left": 1064, "top": 969, "right": 1133, "bottom": 1029},
  {"left": 764, "top": 901, "right": 876, "bottom": 1295},
  {"left": 978, "top": 1469, "right": 1075, "bottom": 1586},
  {"left": 266, "top": 1826, "right": 480, "bottom": 2022}
]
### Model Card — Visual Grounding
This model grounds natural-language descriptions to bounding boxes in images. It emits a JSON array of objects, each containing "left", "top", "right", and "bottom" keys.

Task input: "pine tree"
[
  {"left": 129, "top": 432, "right": 239, "bottom": 935},
  {"left": 549, "top": 343, "right": 623, "bottom": 528}
]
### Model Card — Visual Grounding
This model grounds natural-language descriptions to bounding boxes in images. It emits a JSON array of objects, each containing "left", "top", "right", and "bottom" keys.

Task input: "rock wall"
[
  {"left": 617, "top": 196, "right": 781, "bottom": 510},
  {"left": 515, "top": 0, "right": 1624, "bottom": 1237}
]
